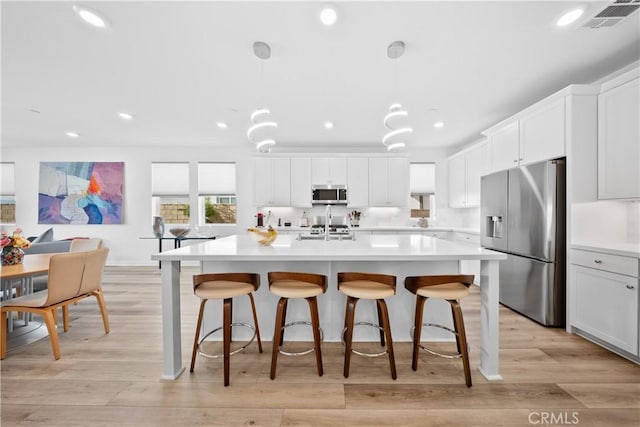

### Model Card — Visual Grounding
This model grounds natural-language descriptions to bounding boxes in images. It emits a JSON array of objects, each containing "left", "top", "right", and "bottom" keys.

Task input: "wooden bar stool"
[
  {"left": 268, "top": 271, "right": 327, "bottom": 379},
  {"left": 405, "top": 274, "right": 474, "bottom": 387},
  {"left": 337, "top": 272, "right": 397, "bottom": 380},
  {"left": 189, "top": 273, "right": 262, "bottom": 387}
]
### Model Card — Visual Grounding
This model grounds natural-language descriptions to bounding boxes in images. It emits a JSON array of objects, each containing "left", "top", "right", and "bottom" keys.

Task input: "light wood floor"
[{"left": 1, "top": 266, "right": 639, "bottom": 426}]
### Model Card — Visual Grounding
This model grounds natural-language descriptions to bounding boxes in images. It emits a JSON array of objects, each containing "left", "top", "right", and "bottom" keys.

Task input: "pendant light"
[
  {"left": 383, "top": 41, "right": 412, "bottom": 151},
  {"left": 248, "top": 41, "right": 278, "bottom": 152}
]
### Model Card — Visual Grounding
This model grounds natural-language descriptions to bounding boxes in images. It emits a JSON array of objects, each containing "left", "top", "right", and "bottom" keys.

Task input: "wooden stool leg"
[
  {"left": 451, "top": 302, "right": 462, "bottom": 356},
  {"left": 343, "top": 296, "right": 358, "bottom": 378},
  {"left": 376, "top": 301, "right": 386, "bottom": 347},
  {"left": 452, "top": 300, "right": 472, "bottom": 387},
  {"left": 279, "top": 298, "right": 288, "bottom": 346},
  {"left": 93, "top": 290, "right": 110, "bottom": 334},
  {"left": 228, "top": 297, "right": 233, "bottom": 343},
  {"left": 223, "top": 298, "right": 232, "bottom": 387},
  {"left": 377, "top": 299, "right": 396, "bottom": 380},
  {"left": 270, "top": 297, "right": 287, "bottom": 380},
  {"left": 248, "top": 293, "right": 263, "bottom": 353},
  {"left": 190, "top": 299, "right": 206, "bottom": 373},
  {"left": 62, "top": 305, "right": 70, "bottom": 332},
  {"left": 412, "top": 295, "right": 427, "bottom": 371},
  {"left": 1, "top": 310, "right": 7, "bottom": 360},
  {"left": 306, "top": 296, "right": 323, "bottom": 377}
]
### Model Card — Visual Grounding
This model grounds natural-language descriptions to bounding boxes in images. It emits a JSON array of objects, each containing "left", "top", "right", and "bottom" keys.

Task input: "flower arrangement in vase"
[{"left": 1, "top": 228, "right": 32, "bottom": 266}]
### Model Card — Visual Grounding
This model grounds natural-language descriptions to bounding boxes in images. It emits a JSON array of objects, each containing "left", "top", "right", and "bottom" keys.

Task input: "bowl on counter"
[{"left": 169, "top": 227, "right": 190, "bottom": 238}]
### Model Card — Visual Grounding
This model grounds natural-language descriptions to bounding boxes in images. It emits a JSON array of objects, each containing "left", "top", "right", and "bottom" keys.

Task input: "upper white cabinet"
[
  {"left": 311, "top": 157, "right": 347, "bottom": 186},
  {"left": 254, "top": 157, "right": 291, "bottom": 206},
  {"left": 448, "top": 141, "right": 487, "bottom": 208},
  {"left": 485, "top": 97, "right": 565, "bottom": 173},
  {"left": 597, "top": 72, "right": 640, "bottom": 200},
  {"left": 368, "top": 157, "right": 409, "bottom": 206},
  {"left": 519, "top": 97, "right": 565, "bottom": 165},
  {"left": 487, "top": 121, "right": 519, "bottom": 172},
  {"left": 290, "top": 157, "right": 312, "bottom": 207},
  {"left": 347, "top": 157, "right": 369, "bottom": 207}
]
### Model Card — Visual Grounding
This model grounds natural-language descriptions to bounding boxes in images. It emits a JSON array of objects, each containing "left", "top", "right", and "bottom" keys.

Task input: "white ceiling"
[{"left": 2, "top": 1, "right": 639, "bottom": 152}]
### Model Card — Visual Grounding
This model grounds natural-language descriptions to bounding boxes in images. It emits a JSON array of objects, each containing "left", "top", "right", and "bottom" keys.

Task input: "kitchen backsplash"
[{"left": 572, "top": 200, "right": 640, "bottom": 245}]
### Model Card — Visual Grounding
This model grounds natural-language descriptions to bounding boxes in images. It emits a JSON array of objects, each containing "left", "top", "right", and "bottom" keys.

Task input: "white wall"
[{"left": 2, "top": 144, "right": 468, "bottom": 265}]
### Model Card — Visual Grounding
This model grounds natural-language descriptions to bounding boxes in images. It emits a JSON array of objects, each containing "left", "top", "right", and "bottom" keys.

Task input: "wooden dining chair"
[
  {"left": 0, "top": 248, "right": 110, "bottom": 360},
  {"left": 69, "top": 238, "right": 103, "bottom": 252}
]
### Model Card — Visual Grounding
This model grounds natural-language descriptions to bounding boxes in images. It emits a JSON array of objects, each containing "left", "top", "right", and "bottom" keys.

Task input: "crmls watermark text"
[{"left": 528, "top": 411, "right": 580, "bottom": 425}]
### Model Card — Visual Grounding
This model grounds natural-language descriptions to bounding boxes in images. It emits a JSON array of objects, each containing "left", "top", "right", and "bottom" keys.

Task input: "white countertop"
[
  {"left": 152, "top": 233, "right": 504, "bottom": 262},
  {"left": 571, "top": 242, "right": 640, "bottom": 259}
]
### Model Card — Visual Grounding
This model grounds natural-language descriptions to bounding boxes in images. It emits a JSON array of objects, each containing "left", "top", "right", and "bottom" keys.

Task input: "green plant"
[
  {"left": 179, "top": 204, "right": 190, "bottom": 217},
  {"left": 204, "top": 197, "right": 220, "bottom": 223}
]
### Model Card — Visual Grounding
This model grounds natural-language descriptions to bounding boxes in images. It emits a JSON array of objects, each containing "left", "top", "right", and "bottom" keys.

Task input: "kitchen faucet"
[{"left": 325, "top": 204, "right": 332, "bottom": 241}]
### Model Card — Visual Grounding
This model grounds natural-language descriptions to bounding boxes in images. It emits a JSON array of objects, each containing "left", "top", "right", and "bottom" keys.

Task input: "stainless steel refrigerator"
[{"left": 480, "top": 158, "right": 566, "bottom": 327}]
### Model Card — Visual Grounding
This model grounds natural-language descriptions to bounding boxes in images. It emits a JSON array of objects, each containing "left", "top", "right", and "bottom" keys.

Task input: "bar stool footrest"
[
  {"left": 410, "top": 323, "right": 470, "bottom": 359},
  {"left": 278, "top": 321, "right": 324, "bottom": 356},
  {"left": 197, "top": 322, "right": 256, "bottom": 359},
  {"left": 342, "top": 322, "right": 388, "bottom": 358}
]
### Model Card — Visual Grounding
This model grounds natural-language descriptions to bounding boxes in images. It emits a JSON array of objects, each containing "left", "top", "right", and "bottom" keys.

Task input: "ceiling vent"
[{"left": 583, "top": 0, "right": 640, "bottom": 28}]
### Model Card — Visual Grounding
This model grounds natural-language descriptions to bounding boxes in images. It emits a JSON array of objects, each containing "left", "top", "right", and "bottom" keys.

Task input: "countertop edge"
[{"left": 571, "top": 243, "right": 640, "bottom": 259}]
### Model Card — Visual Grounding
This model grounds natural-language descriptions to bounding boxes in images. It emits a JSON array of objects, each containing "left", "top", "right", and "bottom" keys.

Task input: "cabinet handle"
[
  {"left": 593, "top": 259, "right": 602, "bottom": 264},
  {"left": 626, "top": 285, "right": 635, "bottom": 290},
  {"left": 519, "top": 158, "right": 523, "bottom": 161},
  {"left": 513, "top": 159, "right": 518, "bottom": 163}
]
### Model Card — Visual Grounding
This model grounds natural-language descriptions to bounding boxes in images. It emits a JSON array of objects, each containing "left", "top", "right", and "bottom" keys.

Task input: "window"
[
  {"left": 0, "top": 162, "right": 16, "bottom": 224},
  {"left": 198, "top": 163, "right": 236, "bottom": 224},
  {"left": 151, "top": 162, "right": 190, "bottom": 224},
  {"left": 410, "top": 163, "right": 435, "bottom": 219}
]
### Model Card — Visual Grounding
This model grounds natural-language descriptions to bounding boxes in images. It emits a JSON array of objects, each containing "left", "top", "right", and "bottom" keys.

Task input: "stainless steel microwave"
[{"left": 311, "top": 185, "right": 348, "bottom": 205}]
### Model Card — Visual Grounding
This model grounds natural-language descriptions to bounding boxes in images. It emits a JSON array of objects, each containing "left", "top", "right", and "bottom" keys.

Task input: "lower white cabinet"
[{"left": 570, "top": 248, "right": 639, "bottom": 356}]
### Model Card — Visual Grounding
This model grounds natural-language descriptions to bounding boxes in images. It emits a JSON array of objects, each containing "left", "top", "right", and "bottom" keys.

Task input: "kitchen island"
[{"left": 152, "top": 233, "right": 506, "bottom": 381}]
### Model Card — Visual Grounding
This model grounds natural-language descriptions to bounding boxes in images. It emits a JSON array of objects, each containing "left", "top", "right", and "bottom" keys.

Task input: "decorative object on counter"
[
  {"left": 169, "top": 227, "right": 190, "bottom": 238},
  {"left": 349, "top": 211, "right": 361, "bottom": 227},
  {"left": 284, "top": 222, "right": 291, "bottom": 227},
  {"left": 299, "top": 211, "right": 309, "bottom": 227},
  {"left": 382, "top": 41, "right": 412, "bottom": 152},
  {"left": 152, "top": 216, "right": 165, "bottom": 238},
  {"left": 256, "top": 212, "right": 264, "bottom": 227},
  {"left": 418, "top": 217, "right": 429, "bottom": 228},
  {"left": 0, "top": 228, "right": 32, "bottom": 265},
  {"left": 278, "top": 218, "right": 282, "bottom": 227},
  {"left": 247, "top": 225, "right": 277, "bottom": 246},
  {"left": 195, "top": 225, "right": 214, "bottom": 238}
]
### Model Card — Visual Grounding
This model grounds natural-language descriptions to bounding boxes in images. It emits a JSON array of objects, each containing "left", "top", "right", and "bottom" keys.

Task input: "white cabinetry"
[
  {"left": 487, "top": 121, "right": 519, "bottom": 172},
  {"left": 311, "top": 157, "right": 347, "bottom": 186},
  {"left": 597, "top": 72, "right": 640, "bottom": 200},
  {"left": 570, "top": 248, "right": 639, "bottom": 357},
  {"left": 253, "top": 157, "right": 291, "bottom": 206},
  {"left": 347, "top": 157, "right": 369, "bottom": 207},
  {"left": 486, "top": 98, "right": 565, "bottom": 173},
  {"left": 291, "top": 157, "right": 312, "bottom": 207},
  {"left": 368, "top": 157, "right": 409, "bottom": 207},
  {"left": 448, "top": 142, "right": 486, "bottom": 208}
]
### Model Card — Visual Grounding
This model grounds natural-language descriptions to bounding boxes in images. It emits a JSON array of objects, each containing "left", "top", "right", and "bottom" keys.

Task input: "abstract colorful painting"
[{"left": 38, "top": 162, "right": 124, "bottom": 224}]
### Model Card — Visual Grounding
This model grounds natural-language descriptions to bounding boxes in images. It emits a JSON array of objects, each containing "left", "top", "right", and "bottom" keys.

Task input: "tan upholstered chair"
[
  {"left": 338, "top": 272, "right": 397, "bottom": 380},
  {"left": 268, "top": 272, "right": 327, "bottom": 380},
  {"left": 69, "top": 238, "right": 102, "bottom": 252},
  {"left": 190, "top": 273, "right": 262, "bottom": 387},
  {"left": 0, "top": 248, "right": 110, "bottom": 360},
  {"left": 405, "top": 274, "right": 474, "bottom": 387}
]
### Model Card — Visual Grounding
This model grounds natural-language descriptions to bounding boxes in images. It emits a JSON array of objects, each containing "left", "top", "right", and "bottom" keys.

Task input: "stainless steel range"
[{"left": 310, "top": 224, "right": 351, "bottom": 235}]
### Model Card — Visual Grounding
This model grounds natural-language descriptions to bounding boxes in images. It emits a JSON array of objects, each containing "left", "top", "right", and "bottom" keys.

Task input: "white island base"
[{"left": 154, "top": 234, "right": 505, "bottom": 381}]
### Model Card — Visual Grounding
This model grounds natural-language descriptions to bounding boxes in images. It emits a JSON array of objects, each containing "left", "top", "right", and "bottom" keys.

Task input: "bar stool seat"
[
  {"left": 339, "top": 280, "right": 396, "bottom": 299},
  {"left": 190, "top": 273, "right": 262, "bottom": 387},
  {"left": 270, "top": 280, "right": 325, "bottom": 298},
  {"left": 405, "top": 274, "right": 474, "bottom": 388},
  {"left": 268, "top": 272, "right": 327, "bottom": 380},
  {"left": 416, "top": 282, "right": 469, "bottom": 300}
]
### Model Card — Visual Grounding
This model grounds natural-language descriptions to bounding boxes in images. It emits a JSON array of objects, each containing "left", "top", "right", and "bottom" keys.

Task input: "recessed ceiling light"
[
  {"left": 65, "top": 131, "right": 79, "bottom": 138},
  {"left": 324, "top": 121, "right": 334, "bottom": 129},
  {"left": 73, "top": 5, "right": 108, "bottom": 28},
  {"left": 216, "top": 122, "right": 228, "bottom": 129},
  {"left": 433, "top": 121, "right": 444, "bottom": 129},
  {"left": 557, "top": 8, "right": 584, "bottom": 27},
  {"left": 118, "top": 112, "right": 133, "bottom": 120},
  {"left": 320, "top": 7, "right": 337, "bottom": 26}
]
